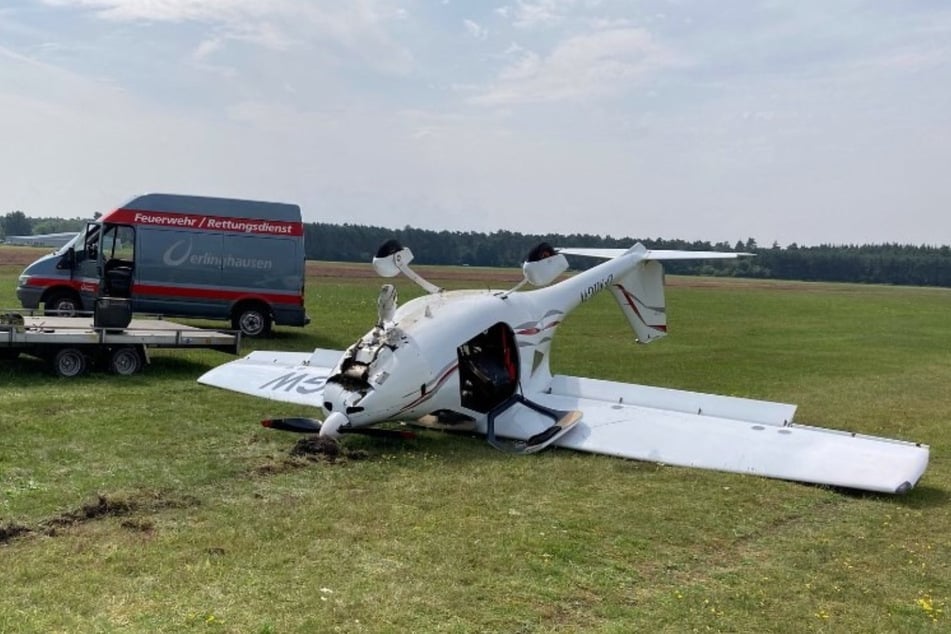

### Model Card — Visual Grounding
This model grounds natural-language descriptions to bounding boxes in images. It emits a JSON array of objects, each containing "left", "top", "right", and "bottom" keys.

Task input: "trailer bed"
[{"left": 1, "top": 315, "right": 239, "bottom": 376}]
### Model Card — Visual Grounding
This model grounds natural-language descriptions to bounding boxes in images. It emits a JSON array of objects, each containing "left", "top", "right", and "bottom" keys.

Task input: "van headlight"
[{"left": 17, "top": 274, "right": 30, "bottom": 286}]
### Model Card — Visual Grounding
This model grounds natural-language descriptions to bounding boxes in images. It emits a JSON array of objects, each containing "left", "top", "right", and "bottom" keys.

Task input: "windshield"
[
  {"left": 54, "top": 227, "right": 85, "bottom": 255},
  {"left": 54, "top": 223, "right": 99, "bottom": 256}
]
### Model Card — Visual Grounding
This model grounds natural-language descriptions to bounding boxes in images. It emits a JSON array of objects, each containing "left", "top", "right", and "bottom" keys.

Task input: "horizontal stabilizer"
[
  {"left": 197, "top": 348, "right": 343, "bottom": 407},
  {"left": 489, "top": 376, "right": 927, "bottom": 494}
]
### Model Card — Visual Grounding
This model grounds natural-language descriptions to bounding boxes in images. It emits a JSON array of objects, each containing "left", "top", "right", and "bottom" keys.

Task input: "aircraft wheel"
[
  {"left": 232, "top": 304, "right": 272, "bottom": 337},
  {"left": 108, "top": 346, "right": 142, "bottom": 376},
  {"left": 52, "top": 348, "right": 88, "bottom": 378}
]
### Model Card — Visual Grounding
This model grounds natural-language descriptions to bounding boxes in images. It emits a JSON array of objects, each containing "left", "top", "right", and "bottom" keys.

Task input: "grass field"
[{"left": 1, "top": 246, "right": 949, "bottom": 632}]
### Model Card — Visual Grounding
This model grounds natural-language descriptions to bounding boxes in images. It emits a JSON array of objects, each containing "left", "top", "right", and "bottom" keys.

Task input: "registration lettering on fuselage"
[{"left": 580, "top": 273, "right": 614, "bottom": 303}]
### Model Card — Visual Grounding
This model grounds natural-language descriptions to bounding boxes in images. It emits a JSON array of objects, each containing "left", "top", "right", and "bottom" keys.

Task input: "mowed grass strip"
[{"left": 0, "top": 250, "right": 949, "bottom": 632}]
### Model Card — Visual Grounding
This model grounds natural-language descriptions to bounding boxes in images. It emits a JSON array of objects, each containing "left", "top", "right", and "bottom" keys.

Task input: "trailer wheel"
[
  {"left": 232, "top": 304, "right": 272, "bottom": 337},
  {"left": 45, "top": 291, "right": 82, "bottom": 317},
  {"left": 52, "top": 348, "right": 87, "bottom": 377},
  {"left": 108, "top": 346, "right": 142, "bottom": 376}
]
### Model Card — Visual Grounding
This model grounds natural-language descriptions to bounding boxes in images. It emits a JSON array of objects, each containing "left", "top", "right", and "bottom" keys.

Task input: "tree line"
[
  {"left": 303, "top": 223, "right": 951, "bottom": 288},
  {"left": 0, "top": 211, "right": 87, "bottom": 240},
  {"left": 5, "top": 211, "right": 951, "bottom": 287}
]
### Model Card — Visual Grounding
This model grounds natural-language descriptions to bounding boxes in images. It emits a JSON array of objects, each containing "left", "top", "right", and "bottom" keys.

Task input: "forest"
[
  {"left": 4, "top": 211, "right": 951, "bottom": 287},
  {"left": 302, "top": 222, "right": 951, "bottom": 288}
]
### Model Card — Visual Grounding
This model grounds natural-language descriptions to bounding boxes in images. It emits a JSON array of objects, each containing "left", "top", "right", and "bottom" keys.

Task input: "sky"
[{"left": 1, "top": 1, "right": 950, "bottom": 247}]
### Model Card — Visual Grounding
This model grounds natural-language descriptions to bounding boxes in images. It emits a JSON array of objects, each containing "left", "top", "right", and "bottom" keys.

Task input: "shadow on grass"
[
  {"left": 3, "top": 340, "right": 319, "bottom": 381},
  {"left": 175, "top": 319, "right": 345, "bottom": 352},
  {"left": 827, "top": 483, "right": 947, "bottom": 507},
  {"left": 249, "top": 425, "right": 505, "bottom": 473},
  {"left": 256, "top": 328, "right": 343, "bottom": 349},
  {"left": 898, "top": 485, "right": 948, "bottom": 509},
  {"left": 0, "top": 352, "right": 224, "bottom": 384},
  {"left": 144, "top": 354, "right": 235, "bottom": 378}
]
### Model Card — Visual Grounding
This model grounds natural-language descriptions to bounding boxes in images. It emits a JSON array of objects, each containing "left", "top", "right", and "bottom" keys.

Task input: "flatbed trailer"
[{"left": 1, "top": 315, "right": 240, "bottom": 377}]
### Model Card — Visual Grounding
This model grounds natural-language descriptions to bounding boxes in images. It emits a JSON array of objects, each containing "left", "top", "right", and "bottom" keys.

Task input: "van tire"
[
  {"left": 233, "top": 304, "right": 272, "bottom": 337},
  {"left": 52, "top": 348, "right": 88, "bottom": 377},
  {"left": 108, "top": 346, "right": 143, "bottom": 375},
  {"left": 45, "top": 291, "right": 82, "bottom": 317}
]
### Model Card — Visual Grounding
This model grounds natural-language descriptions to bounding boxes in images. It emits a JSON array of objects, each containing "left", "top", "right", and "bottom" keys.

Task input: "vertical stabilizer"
[{"left": 609, "top": 260, "right": 667, "bottom": 343}]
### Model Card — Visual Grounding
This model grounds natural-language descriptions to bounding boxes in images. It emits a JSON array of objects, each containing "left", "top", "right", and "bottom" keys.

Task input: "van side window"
[
  {"left": 104, "top": 225, "right": 135, "bottom": 263},
  {"left": 102, "top": 224, "right": 136, "bottom": 298}
]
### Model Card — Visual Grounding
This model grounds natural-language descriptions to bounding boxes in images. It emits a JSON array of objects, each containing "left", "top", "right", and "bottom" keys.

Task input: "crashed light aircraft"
[{"left": 198, "top": 241, "right": 929, "bottom": 494}]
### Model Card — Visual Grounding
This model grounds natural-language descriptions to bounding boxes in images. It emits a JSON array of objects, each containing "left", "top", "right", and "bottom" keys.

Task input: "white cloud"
[
  {"left": 39, "top": 0, "right": 263, "bottom": 22},
  {"left": 470, "top": 27, "right": 685, "bottom": 106},
  {"left": 464, "top": 19, "right": 488, "bottom": 40},
  {"left": 510, "top": 0, "right": 571, "bottom": 29},
  {"left": 39, "top": 0, "right": 414, "bottom": 73}
]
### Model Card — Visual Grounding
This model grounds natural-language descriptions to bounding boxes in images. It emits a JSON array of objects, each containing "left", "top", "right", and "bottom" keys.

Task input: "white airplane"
[{"left": 198, "top": 240, "right": 929, "bottom": 494}]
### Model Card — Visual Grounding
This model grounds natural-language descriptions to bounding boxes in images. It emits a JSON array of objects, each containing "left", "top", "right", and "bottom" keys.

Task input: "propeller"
[
  {"left": 260, "top": 414, "right": 417, "bottom": 440},
  {"left": 261, "top": 417, "right": 322, "bottom": 433}
]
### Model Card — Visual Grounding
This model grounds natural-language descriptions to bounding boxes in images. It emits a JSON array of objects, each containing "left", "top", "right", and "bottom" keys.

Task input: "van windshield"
[
  {"left": 55, "top": 223, "right": 100, "bottom": 256},
  {"left": 54, "top": 227, "right": 85, "bottom": 255}
]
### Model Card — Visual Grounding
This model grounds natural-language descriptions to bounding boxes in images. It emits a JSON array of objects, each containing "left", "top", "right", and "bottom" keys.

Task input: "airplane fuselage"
[{"left": 320, "top": 249, "right": 646, "bottom": 435}]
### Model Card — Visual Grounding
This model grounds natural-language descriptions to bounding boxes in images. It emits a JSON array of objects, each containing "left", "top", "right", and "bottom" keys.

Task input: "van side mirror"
[{"left": 56, "top": 247, "right": 76, "bottom": 270}]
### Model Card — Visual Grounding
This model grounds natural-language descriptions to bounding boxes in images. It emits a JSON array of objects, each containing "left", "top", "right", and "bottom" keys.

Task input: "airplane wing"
[
  {"left": 489, "top": 375, "right": 928, "bottom": 494},
  {"left": 196, "top": 348, "right": 343, "bottom": 407},
  {"left": 558, "top": 247, "right": 752, "bottom": 260}
]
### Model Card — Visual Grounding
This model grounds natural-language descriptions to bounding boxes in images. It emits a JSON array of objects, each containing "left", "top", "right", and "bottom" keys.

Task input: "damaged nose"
[
  {"left": 322, "top": 380, "right": 367, "bottom": 416},
  {"left": 320, "top": 412, "right": 349, "bottom": 438}
]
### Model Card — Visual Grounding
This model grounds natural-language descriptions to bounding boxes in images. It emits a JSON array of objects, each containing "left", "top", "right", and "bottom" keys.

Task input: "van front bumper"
[{"left": 16, "top": 284, "right": 42, "bottom": 309}]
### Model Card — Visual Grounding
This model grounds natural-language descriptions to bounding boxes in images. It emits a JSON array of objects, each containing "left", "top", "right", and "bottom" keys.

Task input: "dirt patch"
[
  {"left": 252, "top": 435, "right": 369, "bottom": 476},
  {"left": 0, "top": 522, "right": 32, "bottom": 543},
  {"left": 0, "top": 246, "right": 49, "bottom": 268},
  {"left": 0, "top": 491, "right": 200, "bottom": 545},
  {"left": 44, "top": 494, "right": 134, "bottom": 528},
  {"left": 307, "top": 260, "right": 522, "bottom": 284},
  {"left": 291, "top": 435, "right": 369, "bottom": 462},
  {"left": 291, "top": 435, "right": 340, "bottom": 460}
]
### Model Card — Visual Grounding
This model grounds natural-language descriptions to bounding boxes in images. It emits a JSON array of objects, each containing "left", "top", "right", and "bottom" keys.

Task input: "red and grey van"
[{"left": 16, "top": 193, "right": 310, "bottom": 336}]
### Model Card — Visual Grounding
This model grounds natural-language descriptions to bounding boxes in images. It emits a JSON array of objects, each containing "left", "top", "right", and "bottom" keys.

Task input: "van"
[{"left": 16, "top": 193, "right": 310, "bottom": 336}]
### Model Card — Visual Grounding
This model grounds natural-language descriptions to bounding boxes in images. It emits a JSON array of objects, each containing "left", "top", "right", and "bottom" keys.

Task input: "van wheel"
[
  {"left": 52, "top": 348, "right": 88, "bottom": 377},
  {"left": 45, "top": 291, "right": 82, "bottom": 317},
  {"left": 108, "top": 346, "right": 142, "bottom": 375},
  {"left": 233, "top": 305, "right": 272, "bottom": 337}
]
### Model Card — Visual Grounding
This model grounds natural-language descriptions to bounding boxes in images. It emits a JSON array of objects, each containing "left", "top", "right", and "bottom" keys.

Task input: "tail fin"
[{"left": 609, "top": 260, "right": 667, "bottom": 343}]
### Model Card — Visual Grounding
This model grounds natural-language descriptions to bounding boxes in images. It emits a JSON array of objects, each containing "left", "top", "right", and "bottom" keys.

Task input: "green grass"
[{"left": 1, "top": 256, "right": 950, "bottom": 632}]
